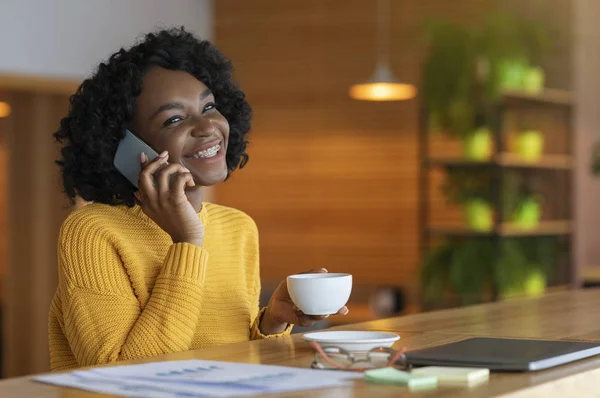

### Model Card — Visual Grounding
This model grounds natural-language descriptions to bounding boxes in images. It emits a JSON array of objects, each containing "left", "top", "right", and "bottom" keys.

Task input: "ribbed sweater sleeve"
[{"left": 58, "top": 217, "right": 208, "bottom": 367}]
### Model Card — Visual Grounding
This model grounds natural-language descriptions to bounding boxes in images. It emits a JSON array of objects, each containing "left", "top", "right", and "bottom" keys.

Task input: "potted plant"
[
  {"left": 420, "top": 12, "right": 553, "bottom": 308},
  {"left": 421, "top": 12, "right": 551, "bottom": 159},
  {"left": 502, "top": 171, "right": 542, "bottom": 229},
  {"left": 479, "top": 12, "right": 550, "bottom": 95},
  {"left": 512, "top": 196, "right": 542, "bottom": 229},
  {"left": 511, "top": 114, "right": 544, "bottom": 162},
  {"left": 420, "top": 239, "right": 455, "bottom": 305},
  {"left": 515, "top": 129, "right": 544, "bottom": 161},
  {"left": 497, "top": 57, "right": 545, "bottom": 93},
  {"left": 494, "top": 237, "right": 555, "bottom": 299},
  {"left": 422, "top": 170, "right": 545, "bottom": 306},
  {"left": 442, "top": 169, "right": 494, "bottom": 231},
  {"left": 420, "top": 236, "right": 556, "bottom": 307},
  {"left": 494, "top": 239, "right": 537, "bottom": 299},
  {"left": 419, "top": 238, "right": 495, "bottom": 307},
  {"left": 420, "top": 238, "right": 491, "bottom": 307},
  {"left": 517, "top": 17, "right": 550, "bottom": 95},
  {"left": 442, "top": 169, "right": 542, "bottom": 232},
  {"left": 448, "top": 238, "right": 496, "bottom": 304},
  {"left": 422, "top": 19, "right": 492, "bottom": 160},
  {"left": 464, "top": 126, "right": 493, "bottom": 161}
]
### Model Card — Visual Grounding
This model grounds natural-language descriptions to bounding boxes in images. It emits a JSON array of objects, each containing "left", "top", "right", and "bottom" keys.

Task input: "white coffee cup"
[{"left": 287, "top": 273, "right": 352, "bottom": 315}]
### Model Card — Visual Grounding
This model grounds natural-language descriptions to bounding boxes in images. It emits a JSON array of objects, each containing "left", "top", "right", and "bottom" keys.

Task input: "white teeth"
[{"left": 188, "top": 144, "right": 220, "bottom": 159}]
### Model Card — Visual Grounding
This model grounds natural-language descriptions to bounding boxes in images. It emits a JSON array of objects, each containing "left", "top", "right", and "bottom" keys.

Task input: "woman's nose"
[{"left": 191, "top": 117, "right": 217, "bottom": 137}]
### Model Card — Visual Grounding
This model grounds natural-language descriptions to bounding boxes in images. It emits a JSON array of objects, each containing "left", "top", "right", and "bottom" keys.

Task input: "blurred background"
[{"left": 0, "top": 0, "right": 599, "bottom": 379}]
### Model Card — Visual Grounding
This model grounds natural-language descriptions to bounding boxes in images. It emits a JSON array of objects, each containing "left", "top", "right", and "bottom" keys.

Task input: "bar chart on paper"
[{"left": 34, "top": 360, "right": 362, "bottom": 397}]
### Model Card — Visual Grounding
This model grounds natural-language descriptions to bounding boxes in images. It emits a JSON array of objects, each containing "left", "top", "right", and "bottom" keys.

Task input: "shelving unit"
[
  {"left": 418, "top": 88, "right": 574, "bottom": 306},
  {"left": 501, "top": 88, "right": 574, "bottom": 106},
  {"left": 427, "top": 220, "right": 572, "bottom": 237},
  {"left": 426, "top": 153, "right": 573, "bottom": 170}
]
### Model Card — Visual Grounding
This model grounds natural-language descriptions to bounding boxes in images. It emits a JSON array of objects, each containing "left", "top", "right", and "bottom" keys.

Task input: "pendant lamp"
[
  {"left": 349, "top": 0, "right": 416, "bottom": 101},
  {"left": 0, "top": 102, "right": 11, "bottom": 118}
]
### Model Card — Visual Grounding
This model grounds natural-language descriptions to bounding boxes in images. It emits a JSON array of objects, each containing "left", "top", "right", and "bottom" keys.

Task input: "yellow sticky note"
[
  {"left": 364, "top": 367, "right": 438, "bottom": 390},
  {"left": 411, "top": 366, "right": 489, "bottom": 386}
]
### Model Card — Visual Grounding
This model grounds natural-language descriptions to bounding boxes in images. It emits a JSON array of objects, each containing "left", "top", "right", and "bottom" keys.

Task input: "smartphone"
[{"left": 113, "top": 129, "right": 159, "bottom": 188}]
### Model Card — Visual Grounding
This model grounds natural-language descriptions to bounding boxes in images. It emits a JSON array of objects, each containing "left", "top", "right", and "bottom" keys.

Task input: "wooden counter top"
[{"left": 2, "top": 289, "right": 600, "bottom": 397}]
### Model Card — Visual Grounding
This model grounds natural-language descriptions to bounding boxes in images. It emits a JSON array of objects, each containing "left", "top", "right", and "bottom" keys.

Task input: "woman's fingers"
[
  {"left": 294, "top": 315, "right": 328, "bottom": 327},
  {"left": 291, "top": 306, "right": 348, "bottom": 327},
  {"left": 171, "top": 170, "right": 195, "bottom": 204},
  {"left": 135, "top": 149, "right": 196, "bottom": 206},
  {"left": 336, "top": 306, "right": 349, "bottom": 315},
  {"left": 299, "top": 268, "right": 328, "bottom": 275},
  {"left": 138, "top": 151, "right": 169, "bottom": 205},
  {"left": 141, "top": 151, "right": 168, "bottom": 174},
  {"left": 155, "top": 163, "right": 188, "bottom": 200},
  {"left": 174, "top": 170, "right": 195, "bottom": 193}
]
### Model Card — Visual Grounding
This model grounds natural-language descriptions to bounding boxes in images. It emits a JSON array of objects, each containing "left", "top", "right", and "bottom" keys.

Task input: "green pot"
[
  {"left": 499, "top": 59, "right": 529, "bottom": 90},
  {"left": 512, "top": 198, "right": 541, "bottom": 229},
  {"left": 464, "top": 199, "right": 494, "bottom": 231},
  {"left": 500, "top": 267, "right": 546, "bottom": 299},
  {"left": 523, "top": 67, "right": 545, "bottom": 94},
  {"left": 463, "top": 127, "right": 493, "bottom": 161},
  {"left": 524, "top": 267, "right": 546, "bottom": 297},
  {"left": 516, "top": 130, "right": 543, "bottom": 161}
]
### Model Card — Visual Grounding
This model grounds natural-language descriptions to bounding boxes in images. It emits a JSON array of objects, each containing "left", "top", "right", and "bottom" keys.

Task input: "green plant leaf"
[
  {"left": 494, "top": 239, "right": 529, "bottom": 294},
  {"left": 420, "top": 10, "right": 551, "bottom": 138},
  {"left": 443, "top": 169, "right": 493, "bottom": 204},
  {"left": 449, "top": 239, "right": 494, "bottom": 304},
  {"left": 420, "top": 241, "right": 455, "bottom": 302}
]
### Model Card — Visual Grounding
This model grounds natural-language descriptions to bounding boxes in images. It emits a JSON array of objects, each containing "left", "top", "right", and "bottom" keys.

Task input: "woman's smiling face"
[{"left": 130, "top": 67, "right": 230, "bottom": 187}]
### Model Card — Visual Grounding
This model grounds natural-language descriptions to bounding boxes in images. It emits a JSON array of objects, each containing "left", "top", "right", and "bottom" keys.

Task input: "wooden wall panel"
[
  {"left": 2, "top": 90, "right": 72, "bottom": 377},
  {"left": 214, "top": 0, "right": 572, "bottom": 303},
  {"left": 213, "top": 0, "right": 493, "bottom": 298},
  {"left": 217, "top": 131, "right": 420, "bottom": 285}
]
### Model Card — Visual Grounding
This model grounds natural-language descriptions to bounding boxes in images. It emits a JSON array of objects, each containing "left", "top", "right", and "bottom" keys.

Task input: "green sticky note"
[{"left": 364, "top": 367, "right": 438, "bottom": 390}]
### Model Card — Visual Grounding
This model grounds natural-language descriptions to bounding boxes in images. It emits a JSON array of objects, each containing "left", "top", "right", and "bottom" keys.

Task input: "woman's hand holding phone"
[{"left": 136, "top": 151, "right": 204, "bottom": 247}]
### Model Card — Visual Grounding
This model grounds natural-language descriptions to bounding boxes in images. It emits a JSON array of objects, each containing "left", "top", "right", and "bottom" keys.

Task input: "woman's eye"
[
  {"left": 163, "top": 116, "right": 183, "bottom": 126},
  {"left": 203, "top": 102, "right": 217, "bottom": 112}
]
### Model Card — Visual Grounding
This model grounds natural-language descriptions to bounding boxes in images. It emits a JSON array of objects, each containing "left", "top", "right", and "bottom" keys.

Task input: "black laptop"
[{"left": 404, "top": 337, "right": 600, "bottom": 372}]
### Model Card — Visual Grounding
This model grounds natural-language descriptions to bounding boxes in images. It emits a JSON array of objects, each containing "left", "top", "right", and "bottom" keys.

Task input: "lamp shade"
[
  {"left": 0, "top": 102, "right": 11, "bottom": 118},
  {"left": 349, "top": 62, "right": 416, "bottom": 101}
]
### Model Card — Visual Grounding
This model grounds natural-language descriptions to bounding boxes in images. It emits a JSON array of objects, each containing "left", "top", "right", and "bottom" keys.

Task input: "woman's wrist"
[
  {"left": 259, "top": 306, "right": 288, "bottom": 335},
  {"left": 182, "top": 238, "right": 203, "bottom": 247},
  {"left": 173, "top": 235, "right": 204, "bottom": 247}
]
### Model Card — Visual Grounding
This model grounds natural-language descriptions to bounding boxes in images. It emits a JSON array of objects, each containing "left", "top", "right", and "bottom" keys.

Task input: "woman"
[{"left": 49, "top": 27, "right": 348, "bottom": 371}]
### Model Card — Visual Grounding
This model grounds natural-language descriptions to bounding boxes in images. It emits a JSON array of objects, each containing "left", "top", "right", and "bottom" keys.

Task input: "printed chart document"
[{"left": 34, "top": 360, "right": 362, "bottom": 397}]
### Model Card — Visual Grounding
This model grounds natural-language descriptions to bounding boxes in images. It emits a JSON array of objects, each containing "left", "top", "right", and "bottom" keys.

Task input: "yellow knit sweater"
[{"left": 48, "top": 202, "right": 291, "bottom": 371}]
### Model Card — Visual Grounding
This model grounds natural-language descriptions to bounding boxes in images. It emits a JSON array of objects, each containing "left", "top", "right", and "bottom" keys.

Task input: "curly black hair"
[{"left": 54, "top": 27, "right": 252, "bottom": 207}]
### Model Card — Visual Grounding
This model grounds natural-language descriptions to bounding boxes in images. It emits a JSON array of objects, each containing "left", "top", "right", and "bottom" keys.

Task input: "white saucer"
[{"left": 302, "top": 331, "right": 400, "bottom": 352}]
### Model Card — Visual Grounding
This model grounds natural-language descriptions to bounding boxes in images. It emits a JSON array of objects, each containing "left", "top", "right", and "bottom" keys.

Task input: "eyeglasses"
[{"left": 309, "top": 341, "right": 408, "bottom": 372}]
